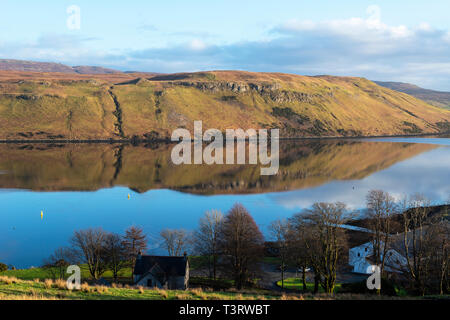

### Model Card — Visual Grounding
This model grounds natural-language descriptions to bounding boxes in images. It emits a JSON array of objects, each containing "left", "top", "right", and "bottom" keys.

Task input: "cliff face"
[{"left": 0, "top": 70, "right": 449, "bottom": 140}]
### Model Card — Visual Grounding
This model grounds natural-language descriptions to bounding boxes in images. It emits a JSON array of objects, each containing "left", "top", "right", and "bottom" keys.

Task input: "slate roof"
[{"left": 133, "top": 256, "right": 188, "bottom": 277}]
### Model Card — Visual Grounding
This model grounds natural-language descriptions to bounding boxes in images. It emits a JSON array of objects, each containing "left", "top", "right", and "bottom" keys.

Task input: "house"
[
  {"left": 133, "top": 253, "right": 189, "bottom": 290},
  {"left": 349, "top": 242, "right": 407, "bottom": 274}
]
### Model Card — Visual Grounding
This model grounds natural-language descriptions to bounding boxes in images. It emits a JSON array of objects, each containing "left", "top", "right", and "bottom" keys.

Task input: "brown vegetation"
[{"left": 0, "top": 70, "right": 449, "bottom": 140}]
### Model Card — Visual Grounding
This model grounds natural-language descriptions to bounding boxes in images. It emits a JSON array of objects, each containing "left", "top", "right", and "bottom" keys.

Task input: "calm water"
[{"left": 0, "top": 138, "right": 449, "bottom": 268}]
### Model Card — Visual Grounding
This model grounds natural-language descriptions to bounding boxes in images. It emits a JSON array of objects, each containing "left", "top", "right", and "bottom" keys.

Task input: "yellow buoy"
[
  {"left": 41, "top": 211, "right": 43, "bottom": 220},
  {"left": 128, "top": 194, "right": 131, "bottom": 200}
]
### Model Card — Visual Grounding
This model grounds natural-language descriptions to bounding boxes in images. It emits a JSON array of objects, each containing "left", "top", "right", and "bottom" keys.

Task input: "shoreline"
[{"left": 0, "top": 132, "right": 448, "bottom": 144}]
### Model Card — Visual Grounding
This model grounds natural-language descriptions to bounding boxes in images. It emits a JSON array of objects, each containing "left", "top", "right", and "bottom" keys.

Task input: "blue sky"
[{"left": 1, "top": 0, "right": 450, "bottom": 90}]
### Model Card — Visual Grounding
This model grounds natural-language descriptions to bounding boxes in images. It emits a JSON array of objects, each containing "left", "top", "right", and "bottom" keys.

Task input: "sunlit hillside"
[{"left": 0, "top": 71, "right": 449, "bottom": 140}]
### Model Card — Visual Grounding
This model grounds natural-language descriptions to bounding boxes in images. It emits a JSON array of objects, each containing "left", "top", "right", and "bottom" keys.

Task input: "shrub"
[
  {"left": 157, "top": 289, "right": 169, "bottom": 299},
  {"left": 43, "top": 279, "right": 53, "bottom": 289},
  {"left": 0, "top": 263, "right": 7, "bottom": 272},
  {"left": 175, "top": 293, "right": 190, "bottom": 300},
  {"left": 94, "top": 285, "right": 109, "bottom": 294},
  {"left": 53, "top": 279, "right": 67, "bottom": 290},
  {"left": 0, "top": 276, "right": 19, "bottom": 284},
  {"left": 190, "top": 288, "right": 206, "bottom": 300},
  {"left": 81, "top": 282, "right": 91, "bottom": 293}
]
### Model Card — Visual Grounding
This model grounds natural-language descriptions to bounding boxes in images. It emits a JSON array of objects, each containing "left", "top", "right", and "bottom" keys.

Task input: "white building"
[{"left": 349, "top": 242, "right": 407, "bottom": 274}]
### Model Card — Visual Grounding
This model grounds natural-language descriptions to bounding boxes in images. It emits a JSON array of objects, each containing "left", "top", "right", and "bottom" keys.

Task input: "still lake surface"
[{"left": 0, "top": 137, "right": 449, "bottom": 268}]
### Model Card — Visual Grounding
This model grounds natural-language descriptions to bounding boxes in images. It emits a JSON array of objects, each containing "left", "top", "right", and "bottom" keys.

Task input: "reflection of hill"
[{"left": 0, "top": 141, "right": 437, "bottom": 194}]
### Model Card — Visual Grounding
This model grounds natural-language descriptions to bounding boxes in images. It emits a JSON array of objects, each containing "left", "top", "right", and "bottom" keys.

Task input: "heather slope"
[{"left": 0, "top": 70, "right": 449, "bottom": 140}]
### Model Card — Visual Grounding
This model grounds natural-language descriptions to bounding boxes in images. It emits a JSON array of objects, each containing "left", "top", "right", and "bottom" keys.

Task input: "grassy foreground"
[
  {"left": 0, "top": 276, "right": 418, "bottom": 300},
  {"left": 0, "top": 276, "right": 308, "bottom": 301}
]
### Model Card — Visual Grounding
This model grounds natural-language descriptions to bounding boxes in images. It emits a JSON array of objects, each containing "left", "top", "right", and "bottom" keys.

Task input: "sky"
[{"left": 1, "top": 0, "right": 450, "bottom": 90}]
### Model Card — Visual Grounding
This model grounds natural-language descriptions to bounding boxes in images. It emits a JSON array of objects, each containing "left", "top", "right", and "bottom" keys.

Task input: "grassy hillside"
[
  {"left": 0, "top": 70, "right": 449, "bottom": 140},
  {"left": 375, "top": 81, "right": 450, "bottom": 110}
]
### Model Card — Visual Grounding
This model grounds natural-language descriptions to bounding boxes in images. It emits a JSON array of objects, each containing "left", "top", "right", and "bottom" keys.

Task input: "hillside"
[
  {"left": 0, "top": 59, "right": 122, "bottom": 74},
  {"left": 375, "top": 81, "right": 450, "bottom": 110},
  {"left": 0, "top": 70, "right": 449, "bottom": 140}
]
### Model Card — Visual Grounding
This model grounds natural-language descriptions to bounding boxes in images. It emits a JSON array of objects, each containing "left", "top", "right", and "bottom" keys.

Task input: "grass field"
[
  {"left": 277, "top": 278, "right": 343, "bottom": 293},
  {"left": 0, "top": 265, "right": 132, "bottom": 282}
]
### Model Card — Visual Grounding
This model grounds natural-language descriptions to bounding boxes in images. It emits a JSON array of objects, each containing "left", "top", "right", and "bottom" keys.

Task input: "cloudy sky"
[{"left": 1, "top": 0, "right": 450, "bottom": 90}]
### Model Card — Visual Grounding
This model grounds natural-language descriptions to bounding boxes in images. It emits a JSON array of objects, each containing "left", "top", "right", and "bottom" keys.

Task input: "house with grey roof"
[{"left": 133, "top": 253, "right": 189, "bottom": 290}]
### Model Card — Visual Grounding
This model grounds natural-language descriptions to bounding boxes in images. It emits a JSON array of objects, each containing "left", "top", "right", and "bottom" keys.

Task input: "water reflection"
[
  {"left": 0, "top": 140, "right": 439, "bottom": 194},
  {"left": 0, "top": 139, "right": 448, "bottom": 267}
]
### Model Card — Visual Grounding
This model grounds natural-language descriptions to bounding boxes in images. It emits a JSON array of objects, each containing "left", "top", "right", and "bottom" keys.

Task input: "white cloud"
[
  {"left": 188, "top": 39, "right": 207, "bottom": 51},
  {"left": 2, "top": 6, "right": 450, "bottom": 90}
]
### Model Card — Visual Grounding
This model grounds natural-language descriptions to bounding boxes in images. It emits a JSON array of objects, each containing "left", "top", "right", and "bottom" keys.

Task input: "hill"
[
  {"left": 0, "top": 70, "right": 449, "bottom": 140},
  {"left": 0, "top": 59, "right": 121, "bottom": 74},
  {"left": 375, "top": 81, "right": 450, "bottom": 110}
]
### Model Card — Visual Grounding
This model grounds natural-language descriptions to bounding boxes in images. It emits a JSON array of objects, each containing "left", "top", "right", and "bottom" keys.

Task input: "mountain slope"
[
  {"left": 0, "top": 70, "right": 449, "bottom": 140},
  {"left": 375, "top": 81, "right": 450, "bottom": 110},
  {"left": 0, "top": 59, "right": 121, "bottom": 74}
]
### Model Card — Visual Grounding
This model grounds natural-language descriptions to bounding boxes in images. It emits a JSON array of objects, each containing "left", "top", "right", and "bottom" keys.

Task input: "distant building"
[
  {"left": 133, "top": 253, "right": 189, "bottom": 290},
  {"left": 349, "top": 242, "right": 407, "bottom": 274}
]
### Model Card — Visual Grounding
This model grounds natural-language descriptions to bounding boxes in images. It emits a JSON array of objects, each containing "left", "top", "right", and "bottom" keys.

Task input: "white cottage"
[
  {"left": 133, "top": 254, "right": 189, "bottom": 290},
  {"left": 349, "top": 242, "right": 407, "bottom": 274}
]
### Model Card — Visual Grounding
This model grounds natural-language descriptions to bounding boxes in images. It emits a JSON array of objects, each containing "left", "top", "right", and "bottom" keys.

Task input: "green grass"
[
  {"left": 0, "top": 265, "right": 132, "bottom": 282},
  {"left": 277, "top": 278, "right": 343, "bottom": 293}
]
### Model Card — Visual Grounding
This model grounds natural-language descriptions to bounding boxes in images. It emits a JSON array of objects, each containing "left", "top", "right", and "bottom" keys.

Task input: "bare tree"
[
  {"left": 42, "top": 247, "right": 74, "bottom": 280},
  {"left": 292, "top": 202, "right": 350, "bottom": 294},
  {"left": 288, "top": 217, "right": 312, "bottom": 292},
  {"left": 366, "top": 190, "right": 398, "bottom": 280},
  {"left": 70, "top": 228, "right": 109, "bottom": 280},
  {"left": 193, "top": 210, "right": 224, "bottom": 280},
  {"left": 269, "top": 218, "right": 291, "bottom": 289},
  {"left": 122, "top": 226, "right": 148, "bottom": 278},
  {"left": 160, "top": 229, "right": 191, "bottom": 256},
  {"left": 218, "top": 203, "right": 264, "bottom": 290},
  {"left": 401, "top": 194, "right": 435, "bottom": 295},
  {"left": 434, "top": 221, "right": 449, "bottom": 295},
  {"left": 104, "top": 233, "right": 128, "bottom": 282}
]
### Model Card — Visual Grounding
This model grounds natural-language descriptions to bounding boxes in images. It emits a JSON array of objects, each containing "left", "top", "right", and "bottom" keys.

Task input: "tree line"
[{"left": 44, "top": 226, "right": 148, "bottom": 282}]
